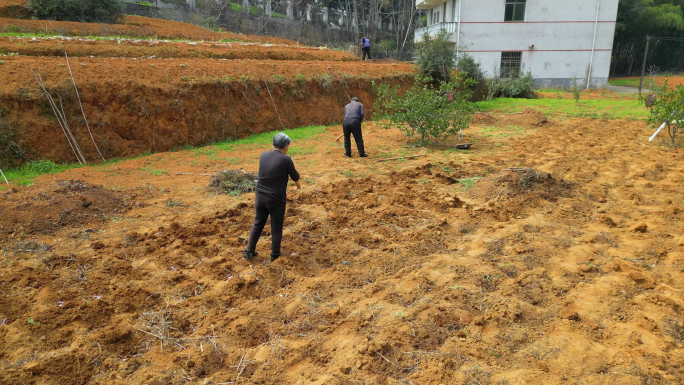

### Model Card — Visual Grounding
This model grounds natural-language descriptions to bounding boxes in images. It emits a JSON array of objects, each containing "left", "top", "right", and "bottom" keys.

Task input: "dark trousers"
[
  {"left": 245, "top": 192, "right": 286, "bottom": 257},
  {"left": 343, "top": 118, "right": 365, "bottom": 156},
  {"left": 362, "top": 47, "right": 371, "bottom": 60}
]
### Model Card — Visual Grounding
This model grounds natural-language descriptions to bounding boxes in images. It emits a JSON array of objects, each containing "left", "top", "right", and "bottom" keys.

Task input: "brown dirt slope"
[
  {"left": 0, "top": 15, "right": 299, "bottom": 44},
  {"left": 0, "top": 115, "right": 682, "bottom": 384},
  {"left": 0, "top": 57, "right": 412, "bottom": 164}
]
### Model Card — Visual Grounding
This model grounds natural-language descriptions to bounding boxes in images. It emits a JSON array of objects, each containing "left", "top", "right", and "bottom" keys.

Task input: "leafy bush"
[
  {"left": 373, "top": 74, "right": 474, "bottom": 145},
  {"left": 647, "top": 79, "right": 684, "bottom": 146},
  {"left": 415, "top": 29, "right": 456, "bottom": 83},
  {"left": 27, "top": 0, "right": 124, "bottom": 23},
  {"left": 487, "top": 71, "right": 535, "bottom": 99},
  {"left": 456, "top": 53, "right": 485, "bottom": 94}
]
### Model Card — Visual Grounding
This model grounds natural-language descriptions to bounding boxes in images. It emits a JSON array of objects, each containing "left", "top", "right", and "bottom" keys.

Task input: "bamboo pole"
[{"left": 65, "top": 52, "right": 105, "bottom": 161}]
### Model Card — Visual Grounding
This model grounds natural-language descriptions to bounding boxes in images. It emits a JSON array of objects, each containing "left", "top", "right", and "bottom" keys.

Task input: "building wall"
[{"left": 416, "top": 0, "right": 619, "bottom": 88}]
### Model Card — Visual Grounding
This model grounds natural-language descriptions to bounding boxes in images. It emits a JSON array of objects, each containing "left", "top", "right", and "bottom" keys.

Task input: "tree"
[
  {"left": 27, "top": 0, "right": 124, "bottom": 23},
  {"left": 647, "top": 79, "right": 684, "bottom": 146},
  {"left": 373, "top": 75, "right": 474, "bottom": 145},
  {"left": 415, "top": 29, "right": 456, "bottom": 83},
  {"left": 612, "top": 0, "right": 684, "bottom": 76}
]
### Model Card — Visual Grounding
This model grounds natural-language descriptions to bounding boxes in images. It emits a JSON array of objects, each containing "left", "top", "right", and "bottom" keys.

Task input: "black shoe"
[
  {"left": 359, "top": 153, "right": 369, "bottom": 158},
  {"left": 344, "top": 153, "right": 352, "bottom": 158},
  {"left": 270, "top": 254, "right": 280, "bottom": 262},
  {"left": 243, "top": 250, "right": 258, "bottom": 260}
]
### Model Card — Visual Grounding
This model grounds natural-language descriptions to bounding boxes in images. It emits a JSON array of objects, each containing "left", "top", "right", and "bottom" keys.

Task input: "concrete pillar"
[
  {"left": 286, "top": 1, "right": 294, "bottom": 20},
  {"left": 322, "top": 7, "right": 329, "bottom": 24},
  {"left": 242, "top": 0, "right": 249, "bottom": 14},
  {"left": 306, "top": 4, "right": 312, "bottom": 22},
  {"left": 339, "top": 11, "right": 345, "bottom": 26},
  {"left": 265, "top": 0, "right": 271, "bottom": 17}
]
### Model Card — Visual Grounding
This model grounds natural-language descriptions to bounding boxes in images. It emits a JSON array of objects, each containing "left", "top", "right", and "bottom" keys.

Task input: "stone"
[
  {"left": 633, "top": 223, "right": 648, "bottom": 233},
  {"left": 559, "top": 308, "right": 580, "bottom": 320},
  {"left": 628, "top": 271, "right": 655, "bottom": 289},
  {"left": 91, "top": 241, "right": 105, "bottom": 250}
]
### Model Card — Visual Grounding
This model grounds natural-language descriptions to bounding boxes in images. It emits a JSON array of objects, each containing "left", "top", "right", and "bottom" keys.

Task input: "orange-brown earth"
[
  {"left": 0, "top": 55, "right": 412, "bottom": 164},
  {"left": 0, "top": 15, "right": 299, "bottom": 44},
  {"left": 610, "top": 76, "right": 684, "bottom": 88},
  {"left": 0, "top": 112, "right": 683, "bottom": 385},
  {"left": 0, "top": 36, "right": 359, "bottom": 61}
]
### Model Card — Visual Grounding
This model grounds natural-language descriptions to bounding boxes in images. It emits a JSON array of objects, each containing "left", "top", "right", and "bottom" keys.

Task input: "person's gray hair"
[
  {"left": 273, "top": 132, "right": 292, "bottom": 150},
  {"left": 351, "top": 97, "right": 359, "bottom": 102}
]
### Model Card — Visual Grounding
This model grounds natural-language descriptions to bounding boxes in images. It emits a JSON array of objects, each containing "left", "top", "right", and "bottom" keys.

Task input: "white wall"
[{"left": 416, "top": 0, "right": 619, "bottom": 88}]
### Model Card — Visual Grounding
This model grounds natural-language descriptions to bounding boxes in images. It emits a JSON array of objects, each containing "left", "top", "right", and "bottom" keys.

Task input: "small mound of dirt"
[
  {"left": 504, "top": 168, "right": 573, "bottom": 202},
  {"left": 471, "top": 112, "right": 499, "bottom": 125},
  {"left": 209, "top": 170, "right": 258, "bottom": 195},
  {"left": 0, "top": 180, "right": 130, "bottom": 235},
  {"left": 503, "top": 107, "right": 548, "bottom": 127}
]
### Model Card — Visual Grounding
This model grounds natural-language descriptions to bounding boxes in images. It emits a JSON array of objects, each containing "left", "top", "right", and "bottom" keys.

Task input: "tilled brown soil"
[
  {"left": 0, "top": 15, "right": 298, "bottom": 44},
  {"left": 0, "top": 115, "right": 682, "bottom": 384},
  {"left": 0, "top": 36, "right": 359, "bottom": 61}
]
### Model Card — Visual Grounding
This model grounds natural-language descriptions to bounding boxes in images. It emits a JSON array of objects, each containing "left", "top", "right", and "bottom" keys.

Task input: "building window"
[
  {"left": 500, "top": 52, "right": 522, "bottom": 77},
  {"left": 504, "top": 0, "right": 526, "bottom": 22}
]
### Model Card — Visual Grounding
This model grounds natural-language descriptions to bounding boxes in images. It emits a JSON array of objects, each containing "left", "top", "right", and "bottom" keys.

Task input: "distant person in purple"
[{"left": 361, "top": 37, "right": 371, "bottom": 60}]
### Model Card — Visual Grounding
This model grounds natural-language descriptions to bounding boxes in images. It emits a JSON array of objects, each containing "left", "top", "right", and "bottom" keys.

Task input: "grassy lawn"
[{"left": 476, "top": 98, "right": 648, "bottom": 120}]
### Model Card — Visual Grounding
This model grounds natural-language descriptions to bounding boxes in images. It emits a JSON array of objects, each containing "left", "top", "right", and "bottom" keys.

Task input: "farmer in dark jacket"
[
  {"left": 343, "top": 97, "right": 367, "bottom": 158},
  {"left": 361, "top": 37, "right": 371, "bottom": 60},
  {"left": 244, "top": 133, "right": 301, "bottom": 262}
]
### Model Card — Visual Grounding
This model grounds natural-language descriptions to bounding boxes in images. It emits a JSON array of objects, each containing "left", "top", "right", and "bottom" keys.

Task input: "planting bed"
[
  {"left": 0, "top": 114, "right": 682, "bottom": 384},
  {"left": 0, "top": 15, "right": 298, "bottom": 44},
  {"left": 0, "top": 36, "right": 359, "bottom": 61}
]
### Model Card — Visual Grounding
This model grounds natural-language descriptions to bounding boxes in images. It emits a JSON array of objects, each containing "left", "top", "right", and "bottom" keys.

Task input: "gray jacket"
[{"left": 344, "top": 101, "right": 365, "bottom": 122}]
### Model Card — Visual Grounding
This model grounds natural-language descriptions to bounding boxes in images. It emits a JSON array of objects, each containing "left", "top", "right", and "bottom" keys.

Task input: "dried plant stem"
[
  {"left": 263, "top": 80, "right": 285, "bottom": 129},
  {"left": 29, "top": 68, "right": 86, "bottom": 165},
  {"left": 65, "top": 52, "right": 105, "bottom": 161}
]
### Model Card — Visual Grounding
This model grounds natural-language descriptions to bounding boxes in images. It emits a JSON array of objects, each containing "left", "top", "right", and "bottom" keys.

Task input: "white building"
[{"left": 415, "top": 0, "right": 619, "bottom": 89}]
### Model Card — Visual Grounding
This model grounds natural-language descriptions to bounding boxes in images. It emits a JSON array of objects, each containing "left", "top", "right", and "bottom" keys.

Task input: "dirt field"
[
  {"left": 0, "top": 109, "right": 683, "bottom": 384},
  {"left": 0, "top": 15, "right": 299, "bottom": 44},
  {"left": 0, "top": 36, "right": 360, "bottom": 61},
  {"left": 609, "top": 76, "right": 684, "bottom": 89}
]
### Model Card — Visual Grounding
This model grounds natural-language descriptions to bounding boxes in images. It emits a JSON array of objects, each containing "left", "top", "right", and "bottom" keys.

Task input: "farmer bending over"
[
  {"left": 361, "top": 37, "right": 371, "bottom": 60},
  {"left": 343, "top": 97, "right": 368, "bottom": 158},
  {"left": 244, "top": 133, "right": 301, "bottom": 262}
]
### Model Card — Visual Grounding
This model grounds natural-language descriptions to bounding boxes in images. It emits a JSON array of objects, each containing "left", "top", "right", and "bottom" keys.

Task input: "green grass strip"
[
  {"left": 1, "top": 125, "right": 330, "bottom": 186},
  {"left": 475, "top": 98, "right": 649, "bottom": 120}
]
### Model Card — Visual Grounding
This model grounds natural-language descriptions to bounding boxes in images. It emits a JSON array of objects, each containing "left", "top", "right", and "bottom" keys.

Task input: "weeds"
[{"left": 209, "top": 169, "right": 257, "bottom": 195}]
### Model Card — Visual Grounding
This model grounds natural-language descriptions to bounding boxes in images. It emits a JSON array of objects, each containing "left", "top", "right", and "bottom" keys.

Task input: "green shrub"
[
  {"left": 456, "top": 53, "right": 485, "bottom": 94},
  {"left": 27, "top": 0, "right": 124, "bottom": 23},
  {"left": 487, "top": 71, "right": 535, "bottom": 99},
  {"left": 647, "top": 79, "right": 684, "bottom": 146},
  {"left": 415, "top": 29, "right": 456, "bottom": 83},
  {"left": 374, "top": 74, "right": 474, "bottom": 145}
]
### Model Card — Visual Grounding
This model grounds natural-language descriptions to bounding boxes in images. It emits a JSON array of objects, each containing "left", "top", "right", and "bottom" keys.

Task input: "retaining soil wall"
[{"left": 0, "top": 76, "right": 411, "bottom": 166}]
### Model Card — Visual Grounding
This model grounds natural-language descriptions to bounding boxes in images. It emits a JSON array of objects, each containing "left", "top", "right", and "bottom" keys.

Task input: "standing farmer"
[
  {"left": 244, "top": 133, "right": 301, "bottom": 262},
  {"left": 361, "top": 37, "right": 371, "bottom": 60},
  {"left": 343, "top": 97, "right": 367, "bottom": 158}
]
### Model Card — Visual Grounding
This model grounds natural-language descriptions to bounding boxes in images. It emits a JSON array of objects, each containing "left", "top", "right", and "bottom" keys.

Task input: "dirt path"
[{"left": 0, "top": 113, "right": 682, "bottom": 384}]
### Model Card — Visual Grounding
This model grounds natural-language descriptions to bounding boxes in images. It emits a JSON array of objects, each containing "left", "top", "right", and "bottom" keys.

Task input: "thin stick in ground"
[
  {"left": 65, "top": 52, "right": 105, "bottom": 161},
  {"left": 0, "top": 169, "right": 8, "bottom": 185},
  {"left": 263, "top": 80, "right": 285, "bottom": 130},
  {"left": 29, "top": 68, "right": 85, "bottom": 165}
]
